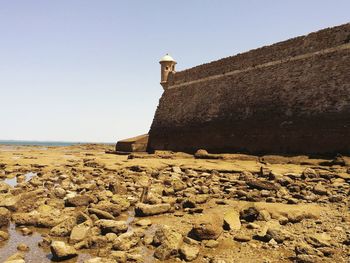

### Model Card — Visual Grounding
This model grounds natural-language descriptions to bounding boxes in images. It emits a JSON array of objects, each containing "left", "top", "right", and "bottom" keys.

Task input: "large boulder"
[
  {"left": 153, "top": 225, "right": 183, "bottom": 260},
  {"left": 50, "top": 241, "right": 77, "bottom": 260},
  {"left": 135, "top": 203, "right": 171, "bottom": 217}
]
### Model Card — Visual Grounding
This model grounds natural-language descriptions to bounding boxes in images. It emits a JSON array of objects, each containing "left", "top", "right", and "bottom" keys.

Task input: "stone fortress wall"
[{"left": 147, "top": 23, "right": 350, "bottom": 155}]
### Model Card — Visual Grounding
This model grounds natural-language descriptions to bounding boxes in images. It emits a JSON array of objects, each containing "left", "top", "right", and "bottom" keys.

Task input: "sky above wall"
[{"left": 0, "top": 0, "right": 349, "bottom": 142}]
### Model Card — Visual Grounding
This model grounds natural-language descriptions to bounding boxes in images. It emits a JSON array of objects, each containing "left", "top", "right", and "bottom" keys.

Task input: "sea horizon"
[{"left": 0, "top": 139, "right": 114, "bottom": 147}]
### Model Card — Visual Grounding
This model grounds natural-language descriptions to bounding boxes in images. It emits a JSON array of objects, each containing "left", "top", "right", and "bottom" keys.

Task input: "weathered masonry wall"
[{"left": 148, "top": 23, "right": 350, "bottom": 155}]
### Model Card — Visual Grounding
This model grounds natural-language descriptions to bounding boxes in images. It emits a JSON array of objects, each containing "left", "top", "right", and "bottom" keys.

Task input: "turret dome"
[{"left": 159, "top": 54, "right": 176, "bottom": 63}]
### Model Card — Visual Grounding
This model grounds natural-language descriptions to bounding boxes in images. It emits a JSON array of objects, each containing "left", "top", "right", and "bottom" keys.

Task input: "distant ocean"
[{"left": 0, "top": 140, "right": 112, "bottom": 147}]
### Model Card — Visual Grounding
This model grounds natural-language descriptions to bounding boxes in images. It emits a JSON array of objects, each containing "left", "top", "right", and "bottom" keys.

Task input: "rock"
[
  {"left": 17, "top": 243, "right": 29, "bottom": 251},
  {"left": 126, "top": 252, "right": 143, "bottom": 263},
  {"left": 110, "top": 195, "right": 130, "bottom": 211},
  {"left": 0, "top": 194, "right": 21, "bottom": 211},
  {"left": 172, "top": 166, "right": 182, "bottom": 174},
  {"left": 247, "top": 223, "right": 260, "bottom": 229},
  {"left": 69, "top": 222, "right": 91, "bottom": 244},
  {"left": 223, "top": 210, "right": 241, "bottom": 230},
  {"left": 153, "top": 225, "right": 183, "bottom": 260},
  {"left": 112, "top": 230, "right": 141, "bottom": 251},
  {"left": 295, "top": 241, "right": 317, "bottom": 256},
  {"left": 179, "top": 243, "right": 199, "bottom": 261},
  {"left": 5, "top": 253, "right": 25, "bottom": 261},
  {"left": 4, "top": 253, "right": 25, "bottom": 263},
  {"left": 135, "top": 219, "right": 152, "bottom": 227},
  {"left": 110, "top": 251, "right": 127, "bottom": 262},
  {"left": 194, "top": 149, "right": 209, "bottom": 158},
  {"left": 95, "top": 220, "right": 128, "bottom": 234},
  {"left": 105, "top": 232, "right": 118, "bottom": 242},
  {"left": 172, "top": 178, "right": 187, "bottom": 192},
  {"left": 246, "top": 179, "right": 279, "bottom": 191},
  {"left": 53, "top": 187, "right": 66, "bottom": 198},
  {"left": 188, "top": 220, "right": 222, "bottom": 241},
  {"left": 134, "top": 203, "right": 171, "bottom": 217},
  {"left": 318, "top": 247, "right": 335, "bottom": 257},
  {"left": 182, "top": 199, "right": 196, "bottom": 209},
  {"left": 257, "top": 210, "right": 271, "bottom": 221},
  {"left": 19, "top": 227, "right": 32, "bottom": 236},
  {"left": 91, "top": 201, "right": 121, "bottom": 216},
  {"left": 50, "top": 217, "right": 76, "bottom": 237},
  {"left": 278, "top": 216, "right": 289, "bottom": 225},
  {"left": 234, "top": 234, "right": 251, "bottom": 242},
  {"left": 84, "top": 258, "right": 116, "bottom": 263},
  {"left": 0, "top": 207, "right": 11, "bottom": 226},
  {"left": 302, "top": 168, "right": 318, "bottom": 179},
  {"left": 4, "top": 260, "right": 25, "bottom": 263},
  {"left": 109, "top": 180, "right": 128, "bottom": 195},
  {"left": 240, "top": 207, "right": 259, "bottom": 222},
  {"left": 332, "top": 154, "right": 346, "bottom": 166},
  {"left": 306, "top": 233, "right": 331, "bottom": 247},
  {"left": 264, "top": 228, "right": 287, "bottom": 244},
  {"left": 204, "top": 240, "right": 219, "bottom": 248},
  {"left": 65, "top": 195, "right": 94, "bottom": 207},
  {"left": 0, "top": 230, "right": 9, "bottom": 240},
  {"left": 88, "top": 208, "right": 115, "bottom": 220},
  {"left": 12, "top": 211, "right": 38, "bottom": 226},
  {"left": 295, "top": 254, "right": 319, "bottom": 263},
  {"left": 313, "top": 183, "right": 328, "bottom": 195},
  {"left": 50, "top": 241, "right": 78, "bottom": 260},
  {"left": 36, "top": 206, "right": 63, "bottom": 227}
]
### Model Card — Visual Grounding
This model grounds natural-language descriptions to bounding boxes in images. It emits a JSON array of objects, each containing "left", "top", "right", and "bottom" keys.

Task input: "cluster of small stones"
[{"left": 0, "top": 151, "right": 349, "bottom": 262}]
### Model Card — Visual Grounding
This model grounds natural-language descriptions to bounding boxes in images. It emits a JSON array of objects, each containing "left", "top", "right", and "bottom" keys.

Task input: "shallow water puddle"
[
  {"left": 3, "top": 172, "right": 36, "bottom": 187},
  {"left": 0, "top": 224, "right": 92, "bottom": 263}
]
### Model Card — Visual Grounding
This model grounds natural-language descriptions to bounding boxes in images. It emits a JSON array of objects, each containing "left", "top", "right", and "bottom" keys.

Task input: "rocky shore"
[{"left": 0, "top": 144, "right": 349, "bottom": 262}]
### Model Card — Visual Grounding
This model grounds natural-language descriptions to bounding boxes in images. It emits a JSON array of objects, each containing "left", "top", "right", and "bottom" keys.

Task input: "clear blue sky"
[{"left": 0, "top": 1, "right": 349, "bottom": 142}]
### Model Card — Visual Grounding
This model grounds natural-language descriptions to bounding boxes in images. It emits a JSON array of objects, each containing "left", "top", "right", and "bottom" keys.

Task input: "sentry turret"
[{"left": 159, "top": 54, "right": 176, "bottom": 89}]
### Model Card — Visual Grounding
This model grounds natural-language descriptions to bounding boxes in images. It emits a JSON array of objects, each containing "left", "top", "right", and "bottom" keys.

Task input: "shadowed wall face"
[{"left": 148, "top": 23, "right": 350, "bottom": 155}]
